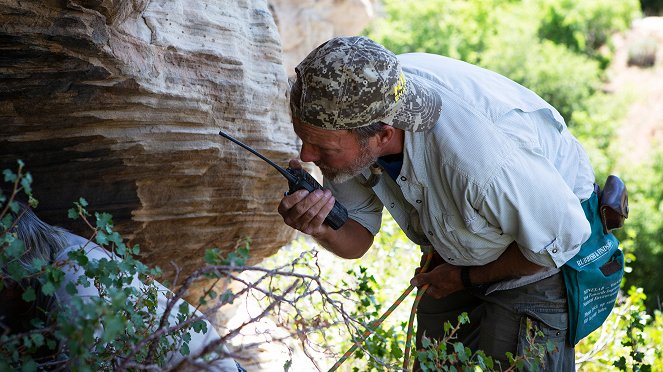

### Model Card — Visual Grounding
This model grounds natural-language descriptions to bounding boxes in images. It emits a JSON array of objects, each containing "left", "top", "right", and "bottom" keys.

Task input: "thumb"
[{"left": 289, "top": 159, "right": 302, "bottom": 169}]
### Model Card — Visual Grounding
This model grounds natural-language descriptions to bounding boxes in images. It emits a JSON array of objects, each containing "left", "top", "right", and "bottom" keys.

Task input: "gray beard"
[{"left": 317, "top": 145, "right": 378, "bottom": 184}]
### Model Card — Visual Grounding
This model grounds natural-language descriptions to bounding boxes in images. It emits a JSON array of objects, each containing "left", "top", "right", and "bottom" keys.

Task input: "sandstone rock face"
[
  {"left": 0, "top": 0, "right": 296, "bottom": 276},
  {"left": 271, "top": 0, "right": 374, "bottom": 74}
]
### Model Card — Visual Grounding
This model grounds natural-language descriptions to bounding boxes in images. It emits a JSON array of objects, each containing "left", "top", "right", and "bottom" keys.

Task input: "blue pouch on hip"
[{"left": 562, "top": 192, "right": 624, "bottom": 346}]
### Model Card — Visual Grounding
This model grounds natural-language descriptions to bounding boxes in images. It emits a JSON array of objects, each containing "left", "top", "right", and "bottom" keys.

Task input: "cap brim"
[{"left": 387, "top": 73, "right": 442, "bottom": 132}]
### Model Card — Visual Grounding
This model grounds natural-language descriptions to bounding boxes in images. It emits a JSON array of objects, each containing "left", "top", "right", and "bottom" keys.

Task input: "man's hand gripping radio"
[{"left": 218, "top": 130, "right": 348, "bottom": 230}]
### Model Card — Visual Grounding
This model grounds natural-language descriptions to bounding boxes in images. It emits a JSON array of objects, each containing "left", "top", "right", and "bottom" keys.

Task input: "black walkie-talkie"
[{"left": 218, "top": 130, "right": 348, "bottom": 230}]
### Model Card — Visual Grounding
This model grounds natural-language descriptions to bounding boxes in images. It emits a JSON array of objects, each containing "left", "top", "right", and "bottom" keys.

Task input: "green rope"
[
  {"left": 328, "top": 251, "right": 434, "bottom": 372},
  {"left": 403, "top": 283, "right": 429, "bottom": 370}
]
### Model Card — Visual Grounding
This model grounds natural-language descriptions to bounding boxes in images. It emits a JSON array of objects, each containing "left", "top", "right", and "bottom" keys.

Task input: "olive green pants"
[{"left": 416, "top": 273, "right": 574, "bottom": 371}]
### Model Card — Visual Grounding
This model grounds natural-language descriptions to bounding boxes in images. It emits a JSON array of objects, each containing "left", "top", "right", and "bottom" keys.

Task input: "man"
[
  {"left": 0, "top": 201, "right": 242, "bottom": 371},
  {"left": 278, "top": 36, "right": 595, "bottom": 369}
]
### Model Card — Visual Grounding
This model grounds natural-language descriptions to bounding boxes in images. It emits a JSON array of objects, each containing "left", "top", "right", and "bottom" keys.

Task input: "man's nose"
[{"left": 299, "top": 143, "right": 319, "bottom": 163}]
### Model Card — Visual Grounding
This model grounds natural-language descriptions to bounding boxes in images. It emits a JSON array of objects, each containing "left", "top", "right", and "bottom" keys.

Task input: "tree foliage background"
[{"left": 352, "top": 0, "right": 663, "bottom": 369}]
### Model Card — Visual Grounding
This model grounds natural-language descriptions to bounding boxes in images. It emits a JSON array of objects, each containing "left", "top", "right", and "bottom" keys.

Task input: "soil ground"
[{"left": 606, "top": 17, "right": 663, "bottom": 167}]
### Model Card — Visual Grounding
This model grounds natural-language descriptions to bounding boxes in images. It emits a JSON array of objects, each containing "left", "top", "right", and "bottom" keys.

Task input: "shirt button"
[
  {"left": 400, "top": 176, "right": 407, "bottom": 181},
  {"left": 552, "top": 248, "right": 559, "bottom": 254},
  {"left": 416, "top": 200, "right": 422, "bottom": 204},
  {"left": 448, "top": 257, "right": 454, "bottom": 261},
  {"left": 389, "top": 202, "right": 395, "bottom": 208},
  {"left": 428, "top": 231, "right": 433, "bottom": 236}
]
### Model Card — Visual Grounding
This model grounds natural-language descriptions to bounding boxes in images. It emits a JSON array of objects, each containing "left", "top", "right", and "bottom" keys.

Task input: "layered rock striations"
[
  {"left": 0, "top": 0, "right": 296, "bottom": 274},
  {"left": 271, "top": 0, "right": 374, "bottom": 74}
]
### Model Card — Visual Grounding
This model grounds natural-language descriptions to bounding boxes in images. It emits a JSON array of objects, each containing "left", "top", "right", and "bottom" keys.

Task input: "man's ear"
[{"left": 376, "top": 124, "right": 396, "bottom": 146}]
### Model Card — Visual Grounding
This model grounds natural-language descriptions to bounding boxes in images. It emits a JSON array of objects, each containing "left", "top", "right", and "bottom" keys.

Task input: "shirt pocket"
[
  {"left": 432, "top": 212, "right": 475, "bottom": 262},
  {"left": 436, "top": 212, "right": 512, "bottom": 264},
  {"left": 465, "top": 214, "right": 513, "bottom": 246}
]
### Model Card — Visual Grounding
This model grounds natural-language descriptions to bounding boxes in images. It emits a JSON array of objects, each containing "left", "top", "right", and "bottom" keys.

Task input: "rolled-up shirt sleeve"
[
  {"left": 477, "top": 148, "right": 591, "bottom": 268},
  {"left": 324, "top": 176, "right": 384, "bottom": 236}
]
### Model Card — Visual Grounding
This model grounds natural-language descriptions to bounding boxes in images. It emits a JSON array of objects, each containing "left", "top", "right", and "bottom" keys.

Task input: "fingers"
[
  {"left": 309, "top": 191, "right": 335, "bottom": 229},
  {"left": 297, "top": 189, "right": 334, "bottom": 233},
  {"left": 278, "top": 188, "right": 334, "bottom": 234},
  {"left": 411, "top": 272, "right": 443, "bottom": 299},
  {"left": 410, "top": 272, "right": 442, "bottom": 299},
  {"left": 410, "top": 264, "right": 461, "bottom": 300},
  {"left": 278, "top": 188, "right": 308, "bottom": 214}
]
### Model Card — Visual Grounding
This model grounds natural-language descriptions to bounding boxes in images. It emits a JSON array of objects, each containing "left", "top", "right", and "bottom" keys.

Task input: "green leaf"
[
  {"left": 67, "top": 208, "right": 79, "bottom": 219},
  {"left": 204, "top": 248, "right": 222, "bottom": 265},
  {"left": 1, "top": 214, "right": 12, "bottom": 229},
  {"left": 41, "top": 281, "right": 56, "bottom": 296},
  {"left": 107, "top": 232, "right": 126, "bottom": 254},
  {"left": 7, "top": 261, "right": 27, "bottom": 281},
  {"left": 220, "top": 289, "right": 235, "bottom": 304},
  {"left": 96, "top": 231, "right": 108, "bottom": 245},
  {"left": 65, "top": 282, "right": 78, "bottom": 295},
  {"left": 421, "top": 336, "right": 431, "bottom": 349},
  {"left": 20, "top": 172, "right": 32, "bottom": 194},
  {"left": 22, "top": 335, "right": 33, "bottom": 348},
  {"left": 178, "top": 302, "right": 191, "bottom": 316},
  {"left": 505, "top": 351, "right": 515, "bottom": 363},
  {"left": 30, "top": 333, "right": 44, "bottom": 347},
  {"left": 29, "top": 257, "right": 47, "bottom": 272},
  {"left": 6, "top": 237, "right": 26, "bottom": 258},
  {"left": 95, "top": 212, "right": 113, "bottom": 231},
  {"left": 613, "top": 356, "right": 627, "bottom": 370},
  {"left": 78, "top": 197, "right": 88, "bottom": 207},
  {"left": 192, "top": 320, "right": 208, "bottom": 334},
  {"left": 68, "top": 249, "right": 89, "bottom": 265},
  {"left": 454, "top": 342, "right": 467, "bottom": 362},
  {"left": 27, "top": 196, "right": 38, "bottom": 209},
  {"left": 20, "top": 359, "right": 37, "bottom": 372},
  {"left": 3, "top": 169, "right": 17, "bottom": 182},
  {"left": 8, "top": 201, "right": 19, "bottom": 213},
  {"left": 103, "top": 315, "right": 125, "bottom": 342},
  {"left": 180, "top": 342, "right": 190, "bottom": 356},
  {"left": 21, "top": 287, "right": 36, "bottom": 302}
]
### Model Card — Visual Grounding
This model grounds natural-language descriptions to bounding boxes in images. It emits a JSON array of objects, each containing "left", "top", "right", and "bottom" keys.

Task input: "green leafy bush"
[
  {"left": 538, "top": 0, "right": 641, "bottom": 67},
  {"left": 249, "top": 219, "right": 421, "bottom": 371},
  {"left": 613, "top": 152, "right": 663, "bottom": 312},
  {"left": 576, "top": 287, "right": 662, "bottom": 370},
  {"left": 482, "top": 37, "right": 602, "bottom": 121},
  {"left": 366, "top": 0, "right": 509, "bottom": 64},
  {"left": 366, "top": 0, "right": 605, "bottom": 121},
  {"left": 0, "top": 161, "right": 240, "bottom": 370},
  {"left": 258, "top": 216, "right": 560, "bottom": 371},
  {"left": 567, "top": 90, "right": 632, "bottom": 181}
]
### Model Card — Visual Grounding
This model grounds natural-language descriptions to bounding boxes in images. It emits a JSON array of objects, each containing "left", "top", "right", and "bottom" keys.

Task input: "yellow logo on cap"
[{"left": 394, "top": 72, "right": 406, "bottom": 102}]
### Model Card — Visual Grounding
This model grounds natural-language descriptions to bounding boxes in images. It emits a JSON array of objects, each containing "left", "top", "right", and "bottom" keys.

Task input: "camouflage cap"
[{"left": 290, "top": 36, "right": 442, "bottom": 132}]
